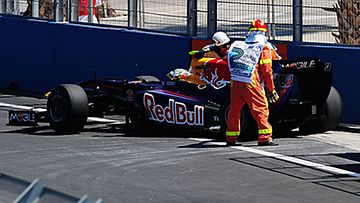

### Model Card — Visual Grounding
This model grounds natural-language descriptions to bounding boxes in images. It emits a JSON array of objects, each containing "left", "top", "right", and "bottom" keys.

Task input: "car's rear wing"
[{"left": 273, "top": 58, "right": 332, "bottom": 105}]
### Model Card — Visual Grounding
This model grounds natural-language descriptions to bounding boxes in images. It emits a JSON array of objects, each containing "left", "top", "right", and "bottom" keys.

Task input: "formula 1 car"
[{"left": 8, "top": 57, "right": 343, "bottom": 138}]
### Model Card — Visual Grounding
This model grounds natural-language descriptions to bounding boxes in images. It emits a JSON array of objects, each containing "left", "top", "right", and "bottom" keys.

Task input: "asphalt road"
[{"left": 0, "top": 94, "right": 359, "bottom": 203}]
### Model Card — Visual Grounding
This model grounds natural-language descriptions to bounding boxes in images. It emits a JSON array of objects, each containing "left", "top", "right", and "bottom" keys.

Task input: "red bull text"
[{"left": 143, "top": 93, "right": 204, "bottom": 126}]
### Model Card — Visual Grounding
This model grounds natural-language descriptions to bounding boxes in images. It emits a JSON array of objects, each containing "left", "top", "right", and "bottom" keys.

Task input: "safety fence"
[
  {"left": 216, "top": 0, "right": 339, "bottom": 43},
  {"left": 0, "top": 0, "right": 354, "bottom": 44}
]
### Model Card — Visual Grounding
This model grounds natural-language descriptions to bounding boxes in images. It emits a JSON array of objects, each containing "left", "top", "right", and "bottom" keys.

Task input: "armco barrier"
[{"left": 0, "top": 15, "right": 191, "bottom": 94}]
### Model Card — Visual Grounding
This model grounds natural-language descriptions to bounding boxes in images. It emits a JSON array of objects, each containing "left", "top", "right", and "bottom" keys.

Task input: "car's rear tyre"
[
  {"left": 47, "top": 84, "right": 89, "bottom": 134},
  {"left": 300, "top": 86, "right": 343, "bottom": 134},
  {"left": 220, "top": 103, "right": 258, "bottom": 141},
  {"left": 324, "top": 86, "right": 343, "bottom": 130}
]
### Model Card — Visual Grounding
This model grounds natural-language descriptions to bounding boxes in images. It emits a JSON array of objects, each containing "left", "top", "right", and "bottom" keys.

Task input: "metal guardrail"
[{"left": 0, "top": 173, "right": 102, "bottom": 203}]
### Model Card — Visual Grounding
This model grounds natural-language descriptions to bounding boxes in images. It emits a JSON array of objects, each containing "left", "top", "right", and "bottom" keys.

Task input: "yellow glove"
[
  {"left": 268, "top": 90, "right": 279, "bottom": 103},
  {"left": 189, "top": 50, "right": 200, "bottom": 55}
]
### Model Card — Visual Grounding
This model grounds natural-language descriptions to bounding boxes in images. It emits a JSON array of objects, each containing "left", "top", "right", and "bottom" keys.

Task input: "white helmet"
[{"left": 212, "top": 31, "right": 230, "bottom": 46}]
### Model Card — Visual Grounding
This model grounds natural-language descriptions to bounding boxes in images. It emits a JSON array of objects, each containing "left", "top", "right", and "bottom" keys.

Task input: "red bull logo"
[
  {"left": 143, "top": 93, "right": 204, "bottom": 126},
  {"left": 199, "top": 58, "right": 231, "bottom": 89},
  {"left": 273, "top": 73, "right": 294, "bottom": 88},
  {"left": 273, "top": 73, "right": 294, "bottom": 97}
]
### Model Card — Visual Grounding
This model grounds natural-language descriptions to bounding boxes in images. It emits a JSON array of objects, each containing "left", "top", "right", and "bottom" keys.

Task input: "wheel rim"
[{"left": 49, "top": 94, "right": 67, "bottom": 122}]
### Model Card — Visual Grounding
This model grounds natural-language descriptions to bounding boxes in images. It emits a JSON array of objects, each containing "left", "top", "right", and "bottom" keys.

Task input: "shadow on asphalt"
[
  {"left": 90, "top": 128, "right": 227, "bottom": 140},
  {"left": 177, "top": 140, "right": 226, "bottom": 148},
  {"left": 336, "top": 125, "right": 360, "bottom": 134},
  {"left": 3, "top": 124, "right": 226, "bottom": 139},
  {"left": 3, "top": 122, "right": 338, "bottom": 141},
  {"left": 298, "top": 153, "right": 360, "bottom": 174},
  {"left": 230, "top": 154, "right": 360, "bottom": 197},
  {"left": 1, "top": 126, "right": 64, "bottom": 136}
]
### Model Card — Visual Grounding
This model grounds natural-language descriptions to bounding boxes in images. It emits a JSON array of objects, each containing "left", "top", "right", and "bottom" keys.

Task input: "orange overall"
[
  {"left": 184, "top": 57, "right": 212, "bottom": 86},
  {"left": 183, "top": 50, "right": 227, "bottom": 86},
  {"left": 226, "top": 43, "right": 276, "bottom": 144}
]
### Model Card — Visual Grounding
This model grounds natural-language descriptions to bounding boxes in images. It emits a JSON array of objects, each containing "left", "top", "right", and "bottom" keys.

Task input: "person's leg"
[
  {"left": 226, "top": 82, "right": 245, "bottom": 143},
  {"left": 247, "top": 86, "right": 273, "bottom": 144}
]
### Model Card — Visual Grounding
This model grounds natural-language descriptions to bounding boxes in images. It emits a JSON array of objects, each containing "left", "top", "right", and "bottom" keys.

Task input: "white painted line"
[
  {"left": 190, "top": 138, "right": 360, "bottom": 178},
  {"left": 338, "top": 123, "right": 360, "bottom": 130},
  {"left": 0, "top": 102, "right": 47, "bottom": 112},
  {"left": 0, "top": 102, "right": 122, "bottom": 124},
  {"left": 87, "top": 117, "right": 123, "bottom": 124}
]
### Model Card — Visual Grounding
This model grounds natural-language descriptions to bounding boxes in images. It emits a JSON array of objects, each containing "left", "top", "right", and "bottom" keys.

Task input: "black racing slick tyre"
[
  {"left": 300, "top": 86, "right": 343, "bottom": 134},
  {"left": 47, "top": 84, "right": 89, "bottom": 134},
  {"left": 323, "top": 86, "right": 343, "bottom": 130}
]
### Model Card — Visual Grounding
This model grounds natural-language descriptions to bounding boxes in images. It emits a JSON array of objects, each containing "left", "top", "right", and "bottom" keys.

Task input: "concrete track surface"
[{"left": 0, "top": 94, "right": 359, "bottom": 203}]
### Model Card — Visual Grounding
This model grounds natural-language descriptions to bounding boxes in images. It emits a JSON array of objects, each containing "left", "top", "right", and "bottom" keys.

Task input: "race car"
[{"left": 8, "top": 57, "right": 343, "bottom": 139}]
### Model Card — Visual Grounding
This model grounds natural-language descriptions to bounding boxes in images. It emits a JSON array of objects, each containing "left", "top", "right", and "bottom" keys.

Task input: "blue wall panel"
[
  {"left": 0, "top": 17, "right": 55, "bottom": 92},
  {"left": 288, "top": 44, "right": 360, "bottom": 124},
  {"left": 0, "top": 16, "right": 191, "bottom": 93}
]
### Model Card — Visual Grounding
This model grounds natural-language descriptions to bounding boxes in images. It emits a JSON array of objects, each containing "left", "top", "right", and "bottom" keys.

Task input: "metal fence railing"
[
  {"left": 0, "top": 0, "right": 352, "bottom": 44},
  {"left": 302, "top": 0, "right": 338, "bottom": 43},
  {"left": 216, "top": 0, "right": 338, "bottom": 43},
  {"left": 216, "top": 0, "right": 294, "bottom": 41}
]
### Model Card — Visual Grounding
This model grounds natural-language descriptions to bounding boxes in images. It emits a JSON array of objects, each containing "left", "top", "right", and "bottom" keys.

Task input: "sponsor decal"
[
  {"left": 199, "top": 59, "right": 230, "bottom": 89},
  {"left": 296, "top": 60, "right": 316, "bottom": 68},
  {"left": 273, "top": 73, "right": 294, "bottom": 88},
  {"left": 200, "top": 68, "right": 228, "bottom": 89},
  {"left": 324, "top": 63, "right": 332, "bottom": 71},
  {"left": 8, "top": 110, "right": 37, "bottom": 126},
  {"left": 273, "top": 73, "right": 294, "bottom": 98},
  {"left": 286, "top": 60, "right": 316, "bottom": 69},
  {"left": 126, "top": 89, "right": 134, "bottom": 101},
  {"left": 143, "top": 93, "right": 204, "bottom": 126}
]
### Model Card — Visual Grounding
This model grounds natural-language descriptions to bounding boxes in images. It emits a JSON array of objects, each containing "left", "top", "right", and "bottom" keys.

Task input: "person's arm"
[
  {"left": 259, "top": 45, "right": 275, "bottom": 92},
  {"left": 94, "top": 0, "right": 102, "bottom": 23},
  {"left": 95, "top": 8, "right": 101, "bottom": 23},
  {"left": 260, "top": 45, "right": 279, "bottom": 103},
  {"left": 267, "top": 42, "right": 282, "bottom": 60}
]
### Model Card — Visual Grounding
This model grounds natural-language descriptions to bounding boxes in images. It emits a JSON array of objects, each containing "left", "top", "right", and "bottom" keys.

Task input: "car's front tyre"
[{"left": 47, "top": 84, "right": 88, "bottom": 134}]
